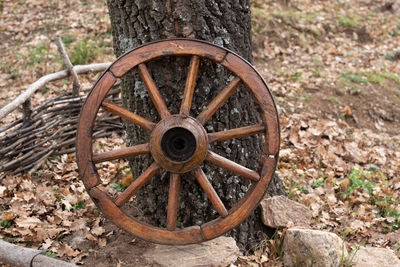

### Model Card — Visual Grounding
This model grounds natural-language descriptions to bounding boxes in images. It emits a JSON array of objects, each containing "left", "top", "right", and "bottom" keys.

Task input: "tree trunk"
[{"left": 107, "top": 0, "right": 286, "bottom": 250}]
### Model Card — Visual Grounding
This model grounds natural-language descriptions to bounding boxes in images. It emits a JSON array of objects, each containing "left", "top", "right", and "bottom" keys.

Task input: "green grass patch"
[
  {"left": 71, "top": 201, "right": 86, "bottom": 211},
  {"left": 385, "top": 51, "right": 398, "bottom": 60},
  {"left": 68, "top": 39, "right": 105, "bottom": 65},
  {"left": 341, "top": 168, "right": 400, "bottom": 229},
  {"left": 380, "top": 72, "right": 400, "bottom": 84},
  {"left": 363, "top": 72, "right": 400, "bottom": 85},
  {"left": 364, "top": 72, "right": 386, "bottom": 85},
  {"left": 301, "top": 93, "right": 312, "bottom": 101},
  {"left": 326, "top": 97, "right": 341, "bottom": 104},
  {"left": 40, "top": 249, "right": 57, "bottom": 258},
  {"left": 46, "top": 251, "right": 57, "bottom": 258},
  {"left": 113, "top": 181, "right": 128, "bottom": 192},
  {"left": 49, "top": 154, "right": 61, "bottom": 162},
  {"left": 53, "top": 38, "right": 108, "bottom": 67},
  {"left": 1, "top": 219, "right": 12, "bottom": 228},
  {"left": 287, "top": 181, "right": 309, "bottom": 199},
  {"left": 342, "top": 72, "right": 368, "bottom": 84},
  {"left": 311, "top": 174, "right": 329, "bottom": 189},
  {"left": 342, "top": 169, "right": 374, "bottom": 198},
  {"left": 61, "top": 33, "right": 77, "bottom": 46},
  {"left": 311, "top": 179, "right": 325, "bottom": 189},
  {"left": 376, "top": 196, "right": 400, "bottom": 229},
  {"left": 338, "top": 15, "right": 359, "bottom": 28},
  {"left": 341, "top": 71, "right": 400, "bottom": 87},
  {"left": 24, "top": 44, "right": 48, "bottom": 67},
  {"left": 390, "top": 25, "right": 400, "bottom": 37},
  {"left": 312, "top": 70, "right": 321, "bottom": 78},
  {"left": 290, "top": 71, "right": 303, "bottom": 82},
  {"left": 341, "top": 231, "right": 363, "bottom": 267}
]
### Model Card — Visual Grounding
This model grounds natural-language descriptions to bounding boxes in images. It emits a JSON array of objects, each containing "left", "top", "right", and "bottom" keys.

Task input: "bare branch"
[
  {"left": 0, "top": 62, "right": 111, "bottom": 120},
  {"left": 0, "top": 239, "right": 77, "bottom": 267},
  {"left": 55, "top": 37, "right": 81, "bottom": 96}
]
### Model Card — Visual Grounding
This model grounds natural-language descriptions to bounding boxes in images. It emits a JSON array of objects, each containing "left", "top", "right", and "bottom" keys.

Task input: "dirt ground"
[
  {"left": 251, "top": 0, "right": 400, "bottom": 135},
  {"left": 0, "top": 0, "right": 399, "bottom": 266}
]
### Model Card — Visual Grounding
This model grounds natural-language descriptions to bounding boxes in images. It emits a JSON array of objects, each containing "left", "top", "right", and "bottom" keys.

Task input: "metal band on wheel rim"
[{"left": 76, "top": 38, "right": 280, "bottom": 245}]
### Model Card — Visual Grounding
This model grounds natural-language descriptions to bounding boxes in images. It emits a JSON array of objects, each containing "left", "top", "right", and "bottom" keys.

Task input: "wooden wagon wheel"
[{"left": 76, "top": 39, "right": 280, "bottom": 245}]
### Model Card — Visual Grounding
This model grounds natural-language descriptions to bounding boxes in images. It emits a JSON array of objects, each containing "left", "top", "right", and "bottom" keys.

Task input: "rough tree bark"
[{"left": 107, "top": 0, "right": 286, "bottom": 250}]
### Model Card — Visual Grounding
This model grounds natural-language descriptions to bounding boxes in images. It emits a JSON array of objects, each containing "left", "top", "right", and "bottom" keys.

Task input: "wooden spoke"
[
  {"left": 93, "top": 143, "right": 150, "bottom": 163},
  {"left": 196, "top": 76, "right": 241, "bottom": 125},
  {"left": 192, "top": 167, "right": 228, "bottom": 217},
  {"left": 208, "top": 124, "right": 265, "bottom": 143},
  {"left": 206, "top": 151, "right": 260, "bottom": 182},
  {"left": 166, "top": 173, "right": 181, "bottom": 231},
  {"left": 180, "top": 55, "right": 200, "bottom": 115},
  {"left": 102, "top": 100, "right": 155, "bottom": 132},
  {"left": 138, "top": 63, "right": 171, "bottom": 119},
  {"left": 115, "top": 162, "right": 161, "bottom": 207}
]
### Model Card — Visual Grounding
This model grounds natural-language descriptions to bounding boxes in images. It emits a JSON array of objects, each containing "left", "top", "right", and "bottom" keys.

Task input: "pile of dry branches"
[
  {"left": 0, "top": 37, "right": 122, "bottom": 179},
  {"left": 0, "top": 87, "right": 123, "bottom": 178}
]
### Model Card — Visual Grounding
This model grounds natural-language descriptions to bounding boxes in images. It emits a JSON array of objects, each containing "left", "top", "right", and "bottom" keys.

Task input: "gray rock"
[
  {"left": 144, "top": 236, "right": 239, "bottom": 267},
  {"left": 260, "top": 195, "right": 311, "bottom": 228},
  {"left": 351, "top": 246, "right": 400, "bottom": 267},
  {"left": 283, "top": 228, "right": 345, "bottom": 267}
]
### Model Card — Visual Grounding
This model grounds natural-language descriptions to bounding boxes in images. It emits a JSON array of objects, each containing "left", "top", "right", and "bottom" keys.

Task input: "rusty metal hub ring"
[{"left": 76, "top": 39, "right": 280, "bottom": 245}]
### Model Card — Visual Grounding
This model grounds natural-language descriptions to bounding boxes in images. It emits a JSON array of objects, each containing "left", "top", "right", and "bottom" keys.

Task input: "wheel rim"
[{"left": 76, "top": 38, "right": 280, "bottom": 245}]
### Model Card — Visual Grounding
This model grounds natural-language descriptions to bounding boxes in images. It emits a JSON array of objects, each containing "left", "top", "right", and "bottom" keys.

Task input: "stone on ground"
[
  {"left": 351, "top": 246, "right": 400, "bottom": 267},
  {"left": 260, "top": 195, "right": 311, "bottom": 228},
  {"left": 282, "top": 228, "right": 345, "bottom": 267},
  {"left": 143, "top": 236, "right": 239, "bottom": 267}
]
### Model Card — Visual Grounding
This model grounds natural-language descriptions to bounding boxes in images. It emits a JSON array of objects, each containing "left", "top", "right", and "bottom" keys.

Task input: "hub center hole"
[
  {"left": 161, "top": 127, "right": 197, "bottom": 163},
  {"left": 174, "top": 138, "right": 186, "bottom": 151}
]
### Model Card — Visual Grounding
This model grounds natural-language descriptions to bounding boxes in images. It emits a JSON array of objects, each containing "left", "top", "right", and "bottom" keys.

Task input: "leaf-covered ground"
[{"left": 0, "top": 0, "right": 399, "bottom": 266}]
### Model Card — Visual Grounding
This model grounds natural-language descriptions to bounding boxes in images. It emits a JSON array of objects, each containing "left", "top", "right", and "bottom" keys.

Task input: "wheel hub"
[{"left": 150, "top": 115, "right": 208, "bottom": 173}]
